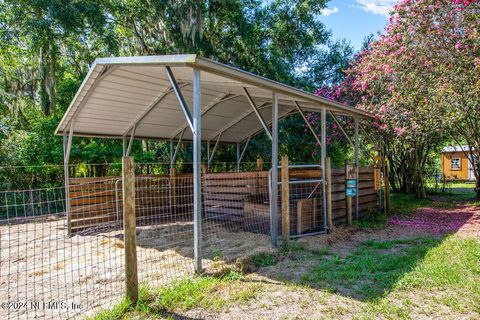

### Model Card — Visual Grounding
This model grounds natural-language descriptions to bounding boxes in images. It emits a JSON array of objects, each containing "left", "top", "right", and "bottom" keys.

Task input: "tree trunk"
[
  {"left": 475, "top": 160, "right": 480, "bottom": 199},
  {"left": 388, "top": 144, "right": 428, "bottom": 199}
]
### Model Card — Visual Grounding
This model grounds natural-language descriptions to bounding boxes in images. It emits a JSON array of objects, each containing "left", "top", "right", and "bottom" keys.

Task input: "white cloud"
[
  {"left": 321, "top": 6, "right": 339, "bottom": 17},
  {"left": 354, "top": 0, "right": 396, "bottom": 17}
]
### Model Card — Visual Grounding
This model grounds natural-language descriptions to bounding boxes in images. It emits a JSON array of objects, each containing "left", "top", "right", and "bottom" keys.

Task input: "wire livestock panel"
[
  {"left": 0, "top": 185, "right": 125, "bottom": 320},
  {"left": 134, "top": 173, "right": 273, "bottom": 288},
  {"left": 201, "top": 172, "right": 272, "bottom": 272},
  {"left": 133, "top": 175, "right": 197, "bottom": 287},
  {"left": 282, "top": 167, "right": 326, "bottom": 237},
  {"left": 281, "top": 166, "right": 379, "bottom": 238},
  {"left": 0, "top": 188, "right": 66, "bottom": 221},
  {"left": 0, "top": 166, "right": 379, "bottom": 319}
]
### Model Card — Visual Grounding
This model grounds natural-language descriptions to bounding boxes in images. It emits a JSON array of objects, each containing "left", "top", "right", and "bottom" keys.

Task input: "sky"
[{"left": 319, "top": 0, "right": 395, "bottom": 51}]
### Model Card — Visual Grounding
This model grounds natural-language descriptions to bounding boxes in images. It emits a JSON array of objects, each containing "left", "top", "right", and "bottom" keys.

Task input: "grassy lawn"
[
  {"left": 91, "top": 187, "right": 480, "bottom": 320},
  {"left": 428, "top": 181, "right": 478, "bottom": 203}
]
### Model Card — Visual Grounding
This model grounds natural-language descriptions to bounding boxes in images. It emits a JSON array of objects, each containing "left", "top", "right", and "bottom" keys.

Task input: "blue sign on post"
[{"left": 345, "top": 179, "right": 357, "bottom": 197}]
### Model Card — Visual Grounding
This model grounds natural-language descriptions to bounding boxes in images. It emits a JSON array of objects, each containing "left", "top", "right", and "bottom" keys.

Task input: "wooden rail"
[
  {"left": 203, "top": 171, "right": 268, "bottom": 222},
  {"left": 68, "top": 166, "right": 379, "bottom": 235},
  {"left": 68, "top": 173, "right": 192, "bottom": 234}
]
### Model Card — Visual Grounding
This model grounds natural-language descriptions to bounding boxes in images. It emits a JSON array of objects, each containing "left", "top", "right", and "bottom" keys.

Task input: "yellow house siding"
[{"left": 442, "top": 151, "right": 469, "bottom": 180}]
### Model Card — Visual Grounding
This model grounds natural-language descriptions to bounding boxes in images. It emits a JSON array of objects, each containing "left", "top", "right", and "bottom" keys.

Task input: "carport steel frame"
[{"left": 60, "top": 55, "right": 371, "bottom": 273}]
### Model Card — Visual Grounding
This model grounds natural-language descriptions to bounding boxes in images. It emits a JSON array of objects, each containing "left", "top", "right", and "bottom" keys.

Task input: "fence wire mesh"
[
  {"left": 1, "top": 166, "right": 378, "bottom": 319},
  {"left": 287, "top": 178, "right": 326, "bottom": 237},
  {"left": 0, "top": 185, "right": 124, "bottom": 320},
  {"left": 0, "top": 172, "right": 273, "bottom": 319}
]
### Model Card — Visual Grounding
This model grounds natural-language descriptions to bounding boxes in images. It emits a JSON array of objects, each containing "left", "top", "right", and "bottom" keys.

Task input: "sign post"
[
  {"left": 374, "top": 168, "right": 381, "bottom": 191},
  {"left": 373, "top": 155, "right": 384, "bottom": 211},
  {"left": 345, "top": 164, "right": 357, "bottom": 225}
]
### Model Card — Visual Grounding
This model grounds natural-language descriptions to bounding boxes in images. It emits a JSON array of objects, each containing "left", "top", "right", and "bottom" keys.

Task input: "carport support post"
[
  {"left": 63, "top": 136, "right": 71, "bottom": 236},
  {"left": 122, "top": 156, "right": 138, "bottom": 303},
  {"left": 170, "top": 167, "right": 177, "bottom": 213},
  {"left": 321, "top": 108, "right": 327, "bottom": 231},
  {"left": 354, "top": 118, "right": 359, "bottom": 219},
  {"left": 192, "top": 68, "right": 203, "bottom": 273},
  {"left": 63, "top": 123, "right": 74, "bottom": 237},
  {"left": 237, "top": 143, "right": 241, "bottom": 172},
  {"left": 325, "top": 157, "right": 333, "bottom": 231},
  {"left": 270, "top": 92, "right": 279, "bottom": 247}
]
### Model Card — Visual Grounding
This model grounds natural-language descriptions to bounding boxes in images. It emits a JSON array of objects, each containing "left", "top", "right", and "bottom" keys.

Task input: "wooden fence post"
[
  {"left": 384, "top": 160, "right": 391, "bottom": 215},
  {"left": 281, "top": 155, "right": 290, "bottom": 241},
  {"left": 346, "top": 197, "right": 352, "bottom": 225},
  {"left": 325, "top": 157, "right": 333, "bottom": 231},
  {"left": 345, "top": 164, "right": 353, "bottom": 226},
  {"left": 122, "top": 156, "right": 138, "bottom": 303},
  {"left": 256, "top": 158, "right": 263, "bottom": 171}
]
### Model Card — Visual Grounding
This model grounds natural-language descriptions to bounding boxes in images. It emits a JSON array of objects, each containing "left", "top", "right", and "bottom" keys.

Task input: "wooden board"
[
  {"left": 203, "top": 171, "right": 269, "bottom": 222},
  {"left": 296, "top": 198, "right": 320, "bottom": 234},
  {"left": 68, "top": 166, "right": 379, "bottom": 234}
]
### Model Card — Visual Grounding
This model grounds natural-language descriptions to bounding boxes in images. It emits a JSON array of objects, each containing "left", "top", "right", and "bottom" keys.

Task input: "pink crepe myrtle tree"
[
  {"left": 440, "top": 0, "right": 480, "bottom": 197},
  {"left": 344, "top": 0, "right": 480, "bottom": 198},
  {"left": 307, "top": 79, "right": 360, "bottom": 163}
]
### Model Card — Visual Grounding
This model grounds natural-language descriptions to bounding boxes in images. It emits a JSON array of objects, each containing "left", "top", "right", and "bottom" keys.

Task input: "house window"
[{"left": 451, "top": 157, "right": 461, "bottom": 170}]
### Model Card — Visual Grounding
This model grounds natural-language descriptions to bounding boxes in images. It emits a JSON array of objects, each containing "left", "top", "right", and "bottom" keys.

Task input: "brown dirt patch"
[{"left": 0, "top": 218, "right": 271, "bottom": 319}]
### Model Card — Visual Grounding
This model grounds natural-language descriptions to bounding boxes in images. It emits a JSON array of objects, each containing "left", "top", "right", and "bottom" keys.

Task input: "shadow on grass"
[
  {"left": 89, "top": 285, "right": 206, "bottom": 320},
  {"left": 249, "top": 189, "right": 479, "bottom": 302},
  {"left": 251, "top": 236, "right": 445, "bottom": 301},
  {"left": 90, "top": 188, "right": 479, "bottom": 317},
  {"left": 90, "top": 231, "right": 480, "bottom": 319}
]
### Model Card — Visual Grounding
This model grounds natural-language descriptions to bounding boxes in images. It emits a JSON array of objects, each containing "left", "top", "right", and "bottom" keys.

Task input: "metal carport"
[{"left": 56, "top": 54, "right": 374, "bottom": 272}]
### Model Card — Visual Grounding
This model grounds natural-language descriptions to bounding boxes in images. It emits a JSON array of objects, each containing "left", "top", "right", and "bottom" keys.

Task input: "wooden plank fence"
[
  {"left": 68, "top": 166, "right": 379, "bottom": 235},
  {"left": 203, "top": 171, "right": 268, "bottom": 223},
  {"left": 69, "top": 174, "right": 192, "bottom": 234}
]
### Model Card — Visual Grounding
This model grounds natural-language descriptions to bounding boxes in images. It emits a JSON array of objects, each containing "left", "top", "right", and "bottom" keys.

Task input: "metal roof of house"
[
  {"left": 442, "top": 146, "right": 472, "bottom": 153},
  {"left": 56, "top": 54, "right": 373, "bottom": 143}
]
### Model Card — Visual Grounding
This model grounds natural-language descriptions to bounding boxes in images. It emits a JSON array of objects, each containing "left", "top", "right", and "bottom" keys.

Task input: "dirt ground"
[
  {"left": 300, "top": 203, "right": 480, "bottom": 253},
  {"left": 178, "top": 202, "right": 480, "bottom": 320},
  {"left": 0, "top": 217, "right": 271, "bottom": 320},
  {"left": 1, "top": 199, "right": 479, "bottom": 320}
]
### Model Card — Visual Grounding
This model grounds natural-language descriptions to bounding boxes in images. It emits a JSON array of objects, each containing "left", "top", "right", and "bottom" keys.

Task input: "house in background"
[{"left": 441, "top": 146, "right": 476, "bottom": 181}]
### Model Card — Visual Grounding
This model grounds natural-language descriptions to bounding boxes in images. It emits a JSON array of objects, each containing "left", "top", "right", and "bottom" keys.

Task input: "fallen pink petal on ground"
[{"left": 389, "top": 205, "right": 480, "bottom": 237}]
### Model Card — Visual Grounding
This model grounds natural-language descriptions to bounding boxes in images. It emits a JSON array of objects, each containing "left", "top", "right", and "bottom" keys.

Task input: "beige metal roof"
[{"left": 56, "top": 54, "right": 373, "bottom": 143}]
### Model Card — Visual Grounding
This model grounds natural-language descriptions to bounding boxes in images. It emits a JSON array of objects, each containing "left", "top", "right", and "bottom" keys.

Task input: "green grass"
[
  {"left": 91, "top": 182, "right": 480, "bottom": 319},
  {"left": 89, "top": 286, "right": 159, "bottom": 320},
  {"left": 390, "top": 193, "right": 432, "bottom": 215},
  {"left": 357, "top": 235, "right": 480, "bottom": 319},
  {"left": 388, "top": 182, "right": 478, "bottom": 215},
  {"left": 301, "top": 237, "right": 443, "bottom": 300},
  {"left": 89, "top": 270, "right": 264, "bottom": 319},
  {"left": 427, "top": 181, "right": 477, "bottom": 201},
  {"left": 295, "top": 235, "right": 480, "bottom": 319},
  {"left": 353, "top": 209, "right": 388, "bottom": 229},
  {"left": 155, "top": 276, "right": 227, "bottom": 311},
  {"left": 92, "top": 235, "right": 480, "bottom": 319},
  {"left": 248, "top": 252, "right": 277, "bottom": 268},
  {"left": 396, "top": 236, "right": 480, "bottom": 291}
]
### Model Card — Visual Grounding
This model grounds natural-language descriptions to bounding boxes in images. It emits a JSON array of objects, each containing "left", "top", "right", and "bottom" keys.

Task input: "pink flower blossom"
[{"left": 394, "top": 127, "right": 407, "bottom": 136}]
